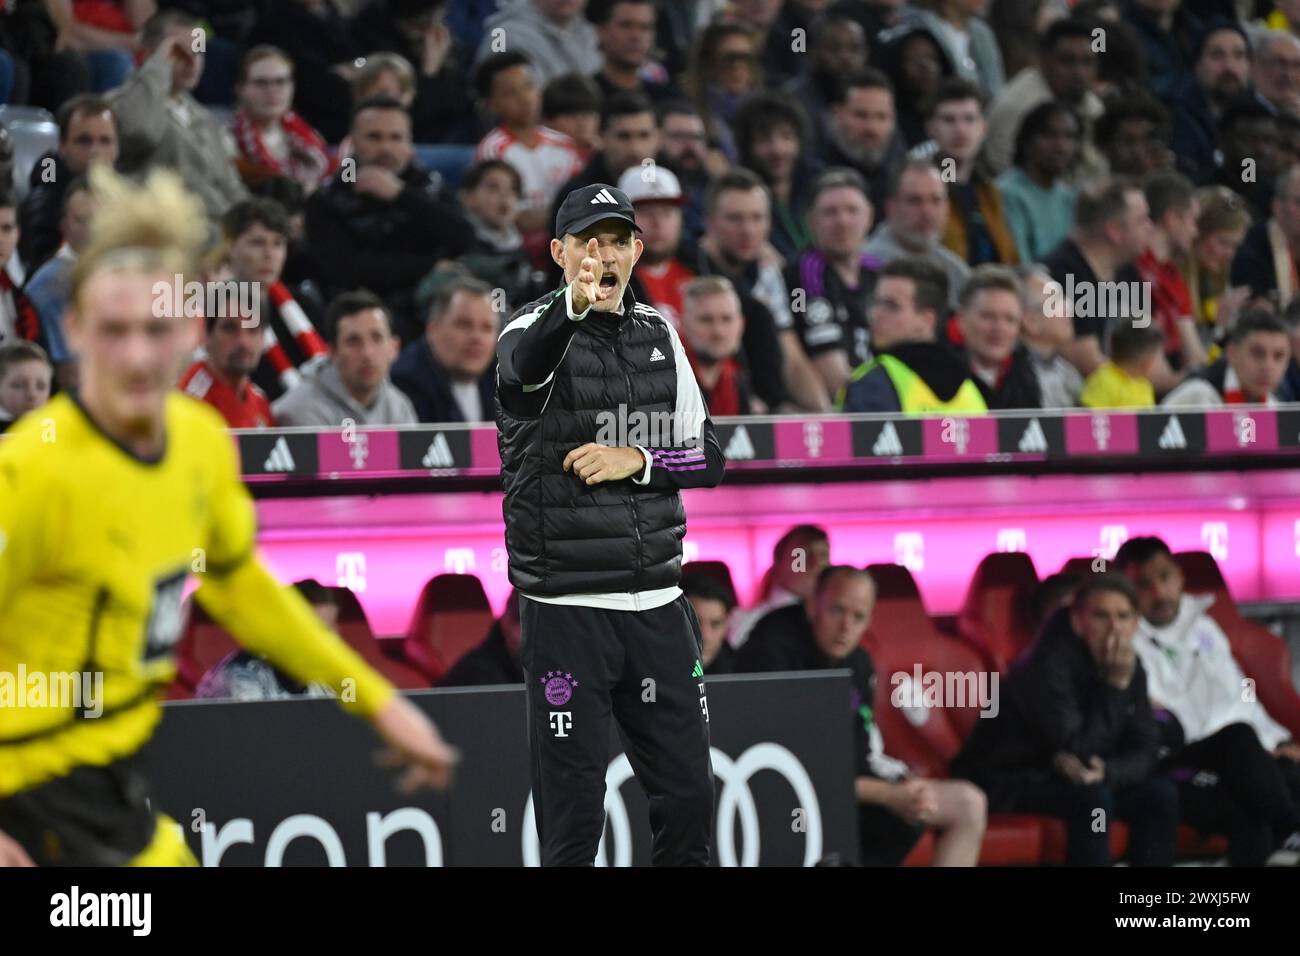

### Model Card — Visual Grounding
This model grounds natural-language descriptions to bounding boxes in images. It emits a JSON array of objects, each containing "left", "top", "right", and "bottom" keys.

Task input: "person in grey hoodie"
[
  {"left": 473, "top": 0, "right": 603, "bottom": 86},
  {"left": 273, "top": 290, "right": 418, "bottom": 427}
]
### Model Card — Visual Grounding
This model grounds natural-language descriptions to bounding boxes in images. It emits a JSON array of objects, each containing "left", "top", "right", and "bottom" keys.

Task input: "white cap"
[{"left": 617, "top": 165, "right": 685, "bottom": 205}]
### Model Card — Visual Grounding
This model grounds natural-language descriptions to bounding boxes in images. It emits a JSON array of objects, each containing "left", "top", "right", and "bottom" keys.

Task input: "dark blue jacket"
[{"left": 391, "top": 337, "right": 496, "bottom": 424}]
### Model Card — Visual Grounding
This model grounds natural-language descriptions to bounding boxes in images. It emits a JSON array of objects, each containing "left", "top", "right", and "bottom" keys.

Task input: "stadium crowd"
[
  {"left": 4, "top": 0, "right": 1300, "bottom": 429},
  {"left": 3, "top": 0, "right": 1300, "bottom": 866}
]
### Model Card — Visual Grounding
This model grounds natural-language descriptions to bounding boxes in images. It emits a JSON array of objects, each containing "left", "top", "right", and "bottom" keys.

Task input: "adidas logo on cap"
[{"left": 590, "top": 188, "right": 619, "bottom": 204}]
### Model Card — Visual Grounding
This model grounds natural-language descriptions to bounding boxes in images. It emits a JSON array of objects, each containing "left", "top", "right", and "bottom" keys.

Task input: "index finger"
[{"left": 586, "top": 237, "right": 599, "bottom": 258}]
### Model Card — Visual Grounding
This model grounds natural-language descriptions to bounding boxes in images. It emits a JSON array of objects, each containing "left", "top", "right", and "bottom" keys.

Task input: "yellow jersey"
[
  {"left": 0, "top": 392, "right": 394, "bottom": 798},
  {"left": 1080, "top": 361, "right": 1156, "bottom": 410}
]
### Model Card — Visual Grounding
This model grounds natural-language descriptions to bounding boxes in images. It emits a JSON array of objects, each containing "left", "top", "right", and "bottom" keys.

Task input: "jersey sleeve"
[{"left": 194, "top": 421, "right": 396, "bottom": 718}]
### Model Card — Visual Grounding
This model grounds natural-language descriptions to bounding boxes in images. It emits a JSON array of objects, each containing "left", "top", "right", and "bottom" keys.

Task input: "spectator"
[
  {"left": 840, "top": 258, "right": 988, "bottom": 413},
  {"left": 109, "top": 10, "right": 248, "bottom": 220},
  {"left": 738, "top": 0, "right": 802, "bottom": 86},
  {"left": 305, "top": 96, "right": 474, "bottom": 343},
  {"left": 1095, "top": 92, "right": 1173, "bottom": 178},
  {"left": 864, "top": 159, "right": 971, "bottom": 311},
  {"left": 733, "top": 92, "right": 820, "bottom": 261},
  {"left": 17, "top": 94, "right": 118, "bottom": 271},
  {"left": 822, "top": 70, "right": 909, "bottom": 217},
  {"left": 683, "top": 19, "right": 764, "bottom": 162},
  {"left": 997, "top": 99, "right": 1080, "bottom": 263},
  {"left": 220, "top": 198, "right": 329, "bottom": 402},
  {"left": 0, "top": 190, "right": 42, "bottom": 351},
  {"left": 1039, "top": 177, "right": 1152, "bottom": 376},
  {"left": 549, "top": 92, "right": 659, "bottom": 245},
  {"left": 956, "top": 264, "right": 1042, "bottom": 408},
  {"left": 474, "top": 0, "right": 602, "bottom": 85},
  {"left": 1252, "top": 29, "right": 1300, "bottom": 119},
  {"left": 1018, "top": 262, "right": 1083, "bottom": 408},
  {"left": 737, "top": 566, "right": 988, "bottom": 867},
  {"left": 195, "top": 580, "right": 344, "bottom": 701},
  {"left": 1169, "top": 20, "right": 1253, "bottom": 186},
  {"left": 907, "top": 0, "right": 1006, "bottom": 99},
  {"left": 1163, "top": 309, "right": 1291, "bottom": 406},
  {"left": 1205, "top": 96, "right": 1280, "bottom": 221},
  {"left": 1124, "top": 0, "right": 1204, "bottom": 101},
  {"left": 681, "top": 575, "right": 736, "bottom": 675},
  {"left": 729, "top": 523, "right": 831, "bottom": 652},
  {"left": 617, "top": 163, "right": 692, "bottom": 329},
  {"left": 588, "top": 0, "right": 677, "bottom": 103},
  {"left": 454, "top": 159, "right": 540, "bottom": 307},
  {"left": 542, "top": 72, "right": 603, "bottom": 161},
  {"left": 231, "top": 46, "right": 332, "bottom": 196},
  {"left": 24, "top": 178, "right": 97, "bottom": 388},
  {"left": 351, "top": 0, "right": 477, "bottom": 144},
  {"left": 351, "top": 52, "right": 417, "bottom": 109},
  {"left": 986, "top": 0, "right": 1052, "bottom": 81},
  {"left": 1136, "top": 171, "right": 1207, "bottom": 373},
  {"left": 984, "top": 18, "right": 1105, "bottom": 179},
  {"left": 392, "top": 274, "right": 497, "bottom": 423},
  {"left": 178, "top": 304, "right": 276, "bottom": 430},
  {"left": 272, "top": 289, "right": 418, "bottom": 427},
  {"left": 0, "top": 341, "right": 52, "bottom": 433},
  {"left": 39, "top": 0, "right": 148, "bottom": 103},
  {"left": 1230, "top": 164, "right": 1300, "bottom": 306},
  {"left": 245, "top": 0, "right": 356, "bottom": 144},
  {"left": 1080, "top": 323, "right": 1163, "bottom": 408},
  {"left": 1278, "top": 110, "right": 1300, "bottom": 170},
  {"left": 876, "top": 19, "right": 953, "bottom": 147},
  {"left": 919, "top": 77, "right": 1019, "bottom": 266},
  {"left": 654, "top": 100, "right": 722, "bottom": 243},
  {"left": 691, "top": 168, "right": 830, "bottom": 411},
  {"left": 784, "top": 168, "right": 881, "bottom": 399},
  {"left": 781, "top": 13, "right": 870, "bottom": 152},
  {"left": 439, "top": 590, "right": 524, "bottom": 687},
  {"left": 951, "top": 574, "right": 1179, "bottom": 866},
  {"left": 474, "top": 52, "right": 584, "bottom": 239},
  {"left": 678, "top": 276, "right": 755, "bottom": 416},
  {"left": 1073, "top": 0, "right": 1148, "bottom": 98},
  {"left": 1115, "top": 536, "right": 1300, "bottom": 866},
  {"left": 1187, "top": 186, "right": 1252, "bottom": 342}
]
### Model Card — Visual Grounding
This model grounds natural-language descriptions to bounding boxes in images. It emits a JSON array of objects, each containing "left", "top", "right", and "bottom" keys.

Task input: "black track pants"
[{"left": 520, "top": 594, "right": 715, "bottom": 866}]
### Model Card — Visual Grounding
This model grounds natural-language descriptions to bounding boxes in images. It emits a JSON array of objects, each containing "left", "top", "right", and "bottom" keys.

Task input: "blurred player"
[{"left": 0, "top": 168, "right": 457, "bottom": 867}]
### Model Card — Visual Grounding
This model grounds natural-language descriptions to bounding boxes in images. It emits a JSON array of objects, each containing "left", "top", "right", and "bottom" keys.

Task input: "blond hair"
[{"left": 70, "top": 166, "right": 208, "bottom": 307}]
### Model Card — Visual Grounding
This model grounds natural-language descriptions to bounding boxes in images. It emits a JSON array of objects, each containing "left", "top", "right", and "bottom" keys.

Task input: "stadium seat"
[
  {"left": 333, "top": 587, "right": 430, "bottom": 690},
  {"left": 681, "top": 560, "right": 738, "bottom": 606},
  {"left": 402, "top": 573, "right": 495, "bottom": 683},
  {"left": 413, "top": 143, "right": 476, "bottom": 191},
  {"left": 0, "top": 106, "right": 58, "bottom": 200},
  {"left": 957, "top": 552, "right": 1039, "bottom": 672},
  {"left": 865, "top": 563, "right": 1050, "bottom": 865},
  {"left": 1058, "top": 556, "right": 1098, "bottom": 579},
  {"left": 172, "top": 599, "right": 238, "bottom": 693}
]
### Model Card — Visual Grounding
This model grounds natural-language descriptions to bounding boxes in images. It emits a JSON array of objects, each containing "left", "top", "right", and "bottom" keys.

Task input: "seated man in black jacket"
[
  {"left": 951, "top": 574, "right": 1179, "bottom": 866},
  {"left": 392, "top": 274, "right": 497, "bottom": 423},
  {"left": 439, "top": 590, "right": 525, "bottom": 687},
  {"left": 737, "top": 566, "right": 987, "bottom": 866},
  {"left": 305, "top": 96, "right": 473, "bottom": 343},
  {"left": 955, "top": 264, "right": 1042, "bottom": 409},
  {"left": 839, "top": 259, "right": 988, "bottom": 413}
]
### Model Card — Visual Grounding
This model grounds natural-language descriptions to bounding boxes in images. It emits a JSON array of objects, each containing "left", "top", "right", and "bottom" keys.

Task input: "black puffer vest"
[{"left": 497, "top": 291, "right": 686, "bottom": 596}]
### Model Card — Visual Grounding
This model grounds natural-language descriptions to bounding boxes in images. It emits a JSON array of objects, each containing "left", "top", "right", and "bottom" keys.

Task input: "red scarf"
[
  {"left": 232, "top": 109, "right": 334, "bottom": 189},
  {"left": 682, "top": 337, "right": 741, "bottom": 416},
  {"left": 260, "top": 281, "right": 329, "bottom": 392},
  {"left": 0, "top": 266, "right": 42, "bottom": 345}
]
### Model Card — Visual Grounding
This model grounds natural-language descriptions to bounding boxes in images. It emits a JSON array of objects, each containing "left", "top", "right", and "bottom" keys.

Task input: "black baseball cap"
[{"left": 555, "top": 183, "right": 643, "bottom": 238}]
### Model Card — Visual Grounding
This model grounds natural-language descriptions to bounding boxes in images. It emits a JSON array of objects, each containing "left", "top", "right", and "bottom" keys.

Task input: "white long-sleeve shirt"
[{"left": 1134, "top": 592, "right": 1291, "bottom": 750}]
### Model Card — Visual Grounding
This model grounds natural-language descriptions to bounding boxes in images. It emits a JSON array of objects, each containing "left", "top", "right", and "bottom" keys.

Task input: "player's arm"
[{"left": 195, "top": 432, "right": 458, "bottom": 788}]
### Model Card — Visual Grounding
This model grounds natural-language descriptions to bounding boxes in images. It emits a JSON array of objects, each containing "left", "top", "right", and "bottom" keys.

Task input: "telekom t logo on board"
[
  {"left": 996, "top": 529, "right": 1027, "bottom": 552},
  {"left": 803, "top": 421, "right": 824, "bottom": 457},
  {"left": 894, "top": 532, "right": 924, "bottom": 572},
  {"left": 1201, "top": 522, "right": 1229, "bottom": 562},
  {"left": 444, "top": 548, "right": 476, "bottom": 574},
  {"left": 336, "top": 552, "right": 366, "bottom": 591}
]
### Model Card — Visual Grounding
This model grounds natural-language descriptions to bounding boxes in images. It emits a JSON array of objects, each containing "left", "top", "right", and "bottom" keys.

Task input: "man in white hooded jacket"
[{"left": 1117, "top": 536, "right": 1300, "bottom": 865}]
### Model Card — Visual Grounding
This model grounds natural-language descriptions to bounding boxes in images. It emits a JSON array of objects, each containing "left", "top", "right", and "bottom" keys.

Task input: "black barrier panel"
[{"left": 147, "top": 672, "right": 858, "bottom": 866}]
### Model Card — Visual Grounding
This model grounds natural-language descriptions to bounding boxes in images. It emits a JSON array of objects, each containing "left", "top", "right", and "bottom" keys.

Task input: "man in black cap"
[{"left": 496, "top": 183, "right": 725, "bottom": 866}]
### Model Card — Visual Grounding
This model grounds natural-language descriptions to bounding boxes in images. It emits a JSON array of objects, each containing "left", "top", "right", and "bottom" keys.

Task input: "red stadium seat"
[
  {"left": 681, "top": 560, "right": 738, "bottom": 606},
  {"left": 402, "top": 574, "right": 495, "bottom": 683},
  {"left": 1058, "top": 556, "right": 1098, "bottom": 578},
  {"left": 172, "top": 599, "right": 237, "bottom": 692},
  {"left": 957, "top": 552, "right": 1039, "bottom": 673},
  {"left": 333, "top": 587, "right": 430, "bottom": 690}
]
